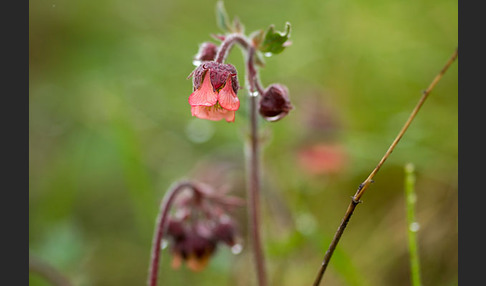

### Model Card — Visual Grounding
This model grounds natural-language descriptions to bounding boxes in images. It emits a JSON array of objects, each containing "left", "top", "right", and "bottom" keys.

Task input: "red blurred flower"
[
  {"left": 297, "top": 143, "right": 347, "bottom": 175},
  {"left": 189, "top": 62, "right": 240, "bottom": 122}
]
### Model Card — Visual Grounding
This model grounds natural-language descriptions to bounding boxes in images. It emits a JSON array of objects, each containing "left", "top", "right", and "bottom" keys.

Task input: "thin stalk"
[
  {"left": 312, "top": 48, "right": 458, "bottom": 286},
  {"left": 214, "top": 34, "right": 250, "bottom": 64},
  {"left": 203, "top": 32, "right": 268, "bottom": 286},
  {"left": 405, "top": 163, "right": 422, "bottom": 286},
  {"left": 245, "top": 46, "right": 268, "bottom": 286},
  {"left": 147, "top": 181, "right": 198, "bottom": 286}
]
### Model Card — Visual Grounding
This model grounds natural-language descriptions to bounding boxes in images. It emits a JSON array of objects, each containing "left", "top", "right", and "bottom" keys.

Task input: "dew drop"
[
  {"left": 409, "top": 222, "right": 420, "bottom": 232},
  {"left": 264, "top": 52, "right": 273, "bottom": 58},
  {"left": 160, "top": 239, "right": 169, "bottom": 250},
  {"left": 231, "top": 244, "right": 243, "bottom": 255},
  {"left": 192, "top": 60, "right": 202, "bottom": 66},
  {"left": 249, "top": 91, "right": 259, "bottom": 97}
]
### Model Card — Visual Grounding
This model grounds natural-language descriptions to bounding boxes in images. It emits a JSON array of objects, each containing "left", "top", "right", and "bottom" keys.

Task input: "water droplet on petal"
[
  {"left": 231, "top": 244, "right": 243, "bottom": 255},
  {"left": 192, "top": 60, "right": 202, "bottom": 66}
]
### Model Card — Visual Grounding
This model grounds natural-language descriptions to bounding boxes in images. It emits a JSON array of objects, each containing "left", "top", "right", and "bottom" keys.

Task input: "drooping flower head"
[
  {"left": 188, "top": 62, "right": 240, "bottom": 122},
  {"left": 165, "top": 182, "right": 243, "bottom": 271}
]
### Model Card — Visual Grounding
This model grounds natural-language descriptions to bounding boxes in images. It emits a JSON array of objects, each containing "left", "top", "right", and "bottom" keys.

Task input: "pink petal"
[
  {"left": 191, "top": 106, "right": 235, "bottom": 122},
  {"left": 188, "top": 72, "right": 218, "bottom": 107},
  {"left": 217, "top": 77, "right": 240, "bottom": 111}
]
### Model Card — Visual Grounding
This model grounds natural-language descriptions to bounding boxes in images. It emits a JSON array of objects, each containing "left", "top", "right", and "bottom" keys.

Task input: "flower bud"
[
  {"left": 213, "top": 220, "right": 237, "bottom": 246},
  {"left": 166, "top": 219, "right": 185, "bottom": 241},
  {"left": 194, "top": 42, "right": 218, "bottom": 62},
  {"left": 259, "top": 84, "right": 293, "bottom": 122}
]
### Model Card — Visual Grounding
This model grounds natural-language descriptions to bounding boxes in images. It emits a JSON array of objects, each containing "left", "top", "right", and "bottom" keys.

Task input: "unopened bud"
[
  {"left": 194, "top": 42, "right": 218, "bottom": 62},
  {"left": 259, "top": 84, "right": 293, "bottom": 122},
  {"left": 166, "top": 219, "right": 186, "bottom": 241}
]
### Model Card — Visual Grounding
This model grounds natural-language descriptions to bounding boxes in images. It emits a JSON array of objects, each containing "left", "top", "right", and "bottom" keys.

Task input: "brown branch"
[{"left": 312, "top": 48, "right": 458, "bottom": 286}]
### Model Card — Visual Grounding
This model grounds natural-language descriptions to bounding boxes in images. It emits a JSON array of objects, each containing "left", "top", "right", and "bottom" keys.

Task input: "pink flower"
[
  {"left": 297, "top": 143, "right": 347, "bottom": 175},
  {"left": 188, "top": 62, "right": 240, "bottom": 122}
]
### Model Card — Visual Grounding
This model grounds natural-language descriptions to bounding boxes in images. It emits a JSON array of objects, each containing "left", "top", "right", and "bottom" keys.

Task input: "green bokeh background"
[{"left": 29, "top": 0, "right": 458, "bottom": 285}]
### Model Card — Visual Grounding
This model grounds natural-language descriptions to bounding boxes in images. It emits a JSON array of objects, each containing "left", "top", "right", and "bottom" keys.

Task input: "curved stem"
[
  {"left": 214, "top": 34, "right": 250, "bottom": 64},
  {"left": 147, "top": 181, "right": 199, "bottom": 286},
  {"left": 312, "top": 48, "right": 458, "bottom": 286}
]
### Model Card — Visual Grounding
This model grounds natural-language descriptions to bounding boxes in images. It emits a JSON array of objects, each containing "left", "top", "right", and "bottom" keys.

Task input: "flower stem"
[
  {"left": 404, "top": 163, "right": 422, "bottom": 286},
  {"left": 245, "top": 46, "right": 268, "bottom": 286},
  {"left": 311, "top": 48, "right": 458, "bottom": 286},
  {"left": 214, "top": 34, "right": 250, "bottom": 64},
  {"left": 214, "top": 33, "right": 268, "bottom": 286},
  {"left": 147, "top": 181, "right": 199, "bottom": 286}
]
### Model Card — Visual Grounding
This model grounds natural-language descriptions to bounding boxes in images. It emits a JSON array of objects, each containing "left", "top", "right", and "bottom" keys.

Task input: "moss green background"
[{"left": 29, "top": 0, "right": 458, "bottom": 285}]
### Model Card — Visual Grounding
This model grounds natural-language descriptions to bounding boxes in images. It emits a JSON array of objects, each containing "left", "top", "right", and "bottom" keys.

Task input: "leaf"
[
  {"left": 259, "top": 22, "right": 291, "bottom": 55},
  {"left": 216, "top": 1, "right": 232, "bottom": 32},
  {"left": 233, "top": 16, "right": 244, "bottom": 33},
  {"left": 250, "top": 29, "right": 265, "bottom": 47}
]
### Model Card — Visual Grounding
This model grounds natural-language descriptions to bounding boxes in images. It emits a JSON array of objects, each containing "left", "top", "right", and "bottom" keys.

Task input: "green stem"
[{"left": 405, "top": 163, "right": 422, "bottom": 286}]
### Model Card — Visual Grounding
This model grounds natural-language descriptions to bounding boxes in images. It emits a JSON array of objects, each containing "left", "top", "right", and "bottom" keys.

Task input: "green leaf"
[
  {"left": 259, "top": 22, "right": 291, "bottom": 55},
  {"left": 216, "top": 1, "right": 232, "bottom": 32}
]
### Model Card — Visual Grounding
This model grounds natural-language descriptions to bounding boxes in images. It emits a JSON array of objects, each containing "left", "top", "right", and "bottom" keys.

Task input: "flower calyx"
[{"left": 188, "top": 62, "right": 240, "bottom": 122}]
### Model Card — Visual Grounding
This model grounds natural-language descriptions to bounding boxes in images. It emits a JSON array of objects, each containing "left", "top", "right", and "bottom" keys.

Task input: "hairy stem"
[
  {"left": 213, "top": 32, "right": 268, "bottom": 286},
  {"left": 148, "top": 181, "right": 199, "bottom": 286},
  {"left": 214, "top": 34, "right": 250, "bottom": 64},
  {"left": 245, "top": 45, "right": 268, "bottom": 286},
  {"left": 312, "top": 48, "right": 458, "bottom": 286}
]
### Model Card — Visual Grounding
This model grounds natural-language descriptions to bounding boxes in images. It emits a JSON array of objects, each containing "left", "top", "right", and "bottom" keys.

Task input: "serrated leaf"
[
  {"left": 259, "top": 22, "right": 291, "bottom": 55},
  {"left": 216, "top": 1, "right": 232, "bottom": 32}
]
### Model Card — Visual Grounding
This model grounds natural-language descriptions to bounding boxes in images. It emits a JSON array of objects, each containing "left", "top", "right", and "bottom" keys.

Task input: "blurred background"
[{"left": 29, "top": 0, "right": 458, "bottom": 285}]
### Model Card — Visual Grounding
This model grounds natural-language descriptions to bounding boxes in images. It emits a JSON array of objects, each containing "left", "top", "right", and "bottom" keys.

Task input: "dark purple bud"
[
  {"left": 166, "top": 219, "right": 185, "bottom": 241},
  {"left": 194, "top": 42, "right": 218, "bottom": 62},
  {"left": 213, "top": 219, "right": 237, "bottom": 246},
  {"left": 259, "top": 84, "right": 293, "bottom": 122},
  {"left": 189, "top": 234, "right": 216, "bottom": 258}
]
